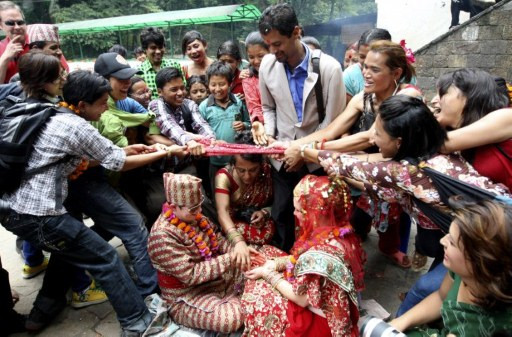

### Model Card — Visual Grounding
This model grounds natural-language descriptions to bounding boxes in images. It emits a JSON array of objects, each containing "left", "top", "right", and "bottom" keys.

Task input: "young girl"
[
  {"left": 217, "top": 40, "right": 244, "bottom": 98},
  {"left": 241, "top": 31, "right": 270, "bottom": 145},
  {"left": 391, "top": 199, "right": 512, "bottom": 336},
  {"left": 186, "top": 75, "right": 208, "bottom": 105},
  {"left": 181, "top": 30, "right": 213, "bottom": 79}
]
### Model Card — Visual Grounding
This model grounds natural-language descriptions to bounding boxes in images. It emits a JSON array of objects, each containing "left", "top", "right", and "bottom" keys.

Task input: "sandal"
[
  {"left": 383, "top": 251, "right": 411, "bottom": 269},
  {"left": 412, "top": 251, "right": 428, "bottom": 271}
]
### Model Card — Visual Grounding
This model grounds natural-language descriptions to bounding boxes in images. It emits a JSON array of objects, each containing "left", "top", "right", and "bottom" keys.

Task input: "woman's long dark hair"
[
  {"left": 379, "top": 95, "right": 447, "bottom": 162},
  {"left": 437, "top": 68, "right": 509, "bottom": 130},
  {"left": 437, "top": 68, "right": 510, "bottom": 161}
]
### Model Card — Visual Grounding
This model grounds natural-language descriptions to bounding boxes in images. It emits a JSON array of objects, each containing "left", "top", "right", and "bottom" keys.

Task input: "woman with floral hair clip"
[{"left": 242, "top": 175, "right": 365, "bottom": 337}]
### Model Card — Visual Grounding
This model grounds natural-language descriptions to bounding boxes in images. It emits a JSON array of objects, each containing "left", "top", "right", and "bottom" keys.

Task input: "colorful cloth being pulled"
[{"left": 197, "top": 139, "right": 285, "bottom": 156}]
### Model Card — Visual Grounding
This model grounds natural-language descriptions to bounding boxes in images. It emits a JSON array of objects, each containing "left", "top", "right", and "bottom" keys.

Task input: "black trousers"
[{"left": 271, "top": 165, "right": 325, "bottom": 252}]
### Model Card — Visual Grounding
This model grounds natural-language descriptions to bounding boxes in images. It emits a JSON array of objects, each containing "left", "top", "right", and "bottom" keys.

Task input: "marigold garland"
[
  {"left": 162, "top": 203, "right": 219, "bottom": 261},
  {"left": 58, "top": 101, "right": 80, "bottom": 115},
  {"left": 283, "top": 225, "right": 353, "bottom": 281},
  {"left": 68, "top": 158, "right": 89, "bottom": 180},
  {"left": 59, "top": 101, "right": 89, "bottom": 180}
]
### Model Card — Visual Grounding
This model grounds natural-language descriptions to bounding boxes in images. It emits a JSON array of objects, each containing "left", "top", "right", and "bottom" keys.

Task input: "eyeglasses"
[{"left": 4, "top": 20, "right": 25, "bottom": 27}]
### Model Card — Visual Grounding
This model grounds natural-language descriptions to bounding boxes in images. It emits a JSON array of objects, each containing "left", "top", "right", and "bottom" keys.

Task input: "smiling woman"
[{"left": 181, "top": 30, "right": 214, "bottom": 79}]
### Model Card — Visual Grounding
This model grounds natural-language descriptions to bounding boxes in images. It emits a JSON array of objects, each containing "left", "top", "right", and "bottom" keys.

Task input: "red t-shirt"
[
  {"left": 0, "top": 35, "right": 30, "bottom": 83},
  {"left": 472, "top": 139, "right": 512, "bottom": 191},
  {"left": 230, "top": 68, "right": 244, "bottom": 96}
]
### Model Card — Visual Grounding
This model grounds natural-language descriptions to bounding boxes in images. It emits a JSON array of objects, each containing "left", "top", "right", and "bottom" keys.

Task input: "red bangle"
[{"left": 320, "top": 138, "right": 327, "bottom": 150}]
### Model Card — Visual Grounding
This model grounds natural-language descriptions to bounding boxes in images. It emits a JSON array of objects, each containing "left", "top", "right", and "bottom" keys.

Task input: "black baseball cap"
[{"left": 94, "top": 52, "right": 142, "bottom": 80}]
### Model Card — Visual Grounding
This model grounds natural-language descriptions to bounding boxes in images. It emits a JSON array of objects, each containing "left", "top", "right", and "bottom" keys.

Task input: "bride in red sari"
[{"left": 242, "top": 175, "right": 366, "bottom": 337}]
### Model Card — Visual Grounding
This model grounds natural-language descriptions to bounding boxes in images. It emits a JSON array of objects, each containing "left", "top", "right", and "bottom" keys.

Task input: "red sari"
[
  {"left": 242, "top": 175, "right": 365, "bottom": 337},
  {"left": 215, "top": 162, "right": 275, "bottom": 245}
]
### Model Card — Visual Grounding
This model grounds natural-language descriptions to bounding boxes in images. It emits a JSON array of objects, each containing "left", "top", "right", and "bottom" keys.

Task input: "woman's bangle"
[
  {"left": 263, "top": 271, "right": 283, "bottom": 288},
  {"left": 300, "top": 144, "right": 308, "bottom": 158},
  {"left": 227, "top": 229, "right": 244, "bottom": 245}
]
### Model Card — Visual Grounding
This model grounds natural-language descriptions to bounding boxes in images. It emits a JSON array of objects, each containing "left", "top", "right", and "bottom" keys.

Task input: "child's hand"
[
  {"left": 186, "top": 140, "right": 205, "bottom": 156},
  {"left": 239, "top": 69, "right": 250, "bottom": 79},
  {"left": 233, "top": 121, "right": 245, "bottom": 131},
  {"left": 166, "top": 145, "right": 188, "bottom": 157}
]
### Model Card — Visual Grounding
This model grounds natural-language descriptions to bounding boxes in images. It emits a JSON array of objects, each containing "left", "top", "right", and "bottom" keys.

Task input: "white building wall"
[{"left": 375, "top": 0, "right": 469, "bottom": 51}]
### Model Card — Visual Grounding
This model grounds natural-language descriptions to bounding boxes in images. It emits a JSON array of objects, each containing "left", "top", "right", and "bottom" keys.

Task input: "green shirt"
[
  {"left": 138, "top": 58, "right": 183, "bottom": 100},
  {"left": 199, "top": 93, "right": 250, "bottom": 166},
  {"left": 407, "top": 272, "right": 512, "bottom": 337},
  {"left": 91, "top": 96, "right": 154, "bottom": 147}
]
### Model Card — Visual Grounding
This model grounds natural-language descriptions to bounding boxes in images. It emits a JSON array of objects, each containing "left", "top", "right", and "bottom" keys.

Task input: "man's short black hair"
[
  {"left": 258, "top": 3, "right": 298, "bottom": 38},
  {"left": 63, "top": 70, "right": 111, "bottom": 106},
  {"left": 140, "top": 27, "right": 165, "bottom": 50},
  {"left": 108, "top": 44, "right": 127, "bottom": 58},
  {"left": 155, "top": 67, "right": 183, "bottom": 90},
  {"left": 28, "top": 41, "right": 48, "bottom": 50},
  {"left": 206, "top": 61, "right": 233, "bottom": 84}
]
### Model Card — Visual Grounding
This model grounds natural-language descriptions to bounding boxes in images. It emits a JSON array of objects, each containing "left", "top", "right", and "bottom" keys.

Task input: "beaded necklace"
[
  {"left": 59, "top": 101, "right": 89, "bottom": 180},
  {"left": 162, "top": 203, "right": 219, "bottom": 260}
]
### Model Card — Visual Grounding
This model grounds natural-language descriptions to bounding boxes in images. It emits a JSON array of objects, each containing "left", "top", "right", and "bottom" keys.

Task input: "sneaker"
[
  {"left": 71, "top": 280, "right": 108, "bottom": 308},
  {"left": 25, "top": 301, "right": 66, "bottom": 333},
  {"left": 22, "top": 257, "right": 49, "bottom": 279}
]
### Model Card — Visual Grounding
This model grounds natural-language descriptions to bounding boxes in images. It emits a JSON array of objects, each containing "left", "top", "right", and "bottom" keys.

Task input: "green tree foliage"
[{"left": 15, "top": 0, "right": 375, "bottom": 60}]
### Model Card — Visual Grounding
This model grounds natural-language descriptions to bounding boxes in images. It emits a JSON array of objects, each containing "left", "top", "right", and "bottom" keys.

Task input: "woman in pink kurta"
[{"left": 148, "top": 173, "right": 245, "bottom": 333}]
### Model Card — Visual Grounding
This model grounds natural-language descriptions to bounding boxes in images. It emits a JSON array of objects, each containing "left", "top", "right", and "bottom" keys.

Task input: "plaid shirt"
[
  {"left": 150, "top": 98, "right": 216, "bottom": 146},
  {"left": 138, "top": 59, "right": 183, "bottom": 100},
  {"left": 5, "top": 112, "right": 125, "bottom": 216}
]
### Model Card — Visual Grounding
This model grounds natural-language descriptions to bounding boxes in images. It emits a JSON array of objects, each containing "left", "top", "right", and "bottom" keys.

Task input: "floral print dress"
[{"left": 319, "top": 152, "right": 510, "bottom": 230}]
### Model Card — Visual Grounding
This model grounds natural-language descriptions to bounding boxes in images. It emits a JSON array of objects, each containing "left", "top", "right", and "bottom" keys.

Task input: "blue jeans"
[
  {"left": 2, "top": 211, "right": 150, "bottom": 330},
  {"left": 396, "top": 263, "right": 447, "bottom": 317},
  {"left": 67, "top": 168, "right": 158, "bottom": 297},
  {"left": 22, "top": 240, "right": 44, "bottom": 266},
  {"left": 22, "top": 240, "right": 90, "bottom": 292}
]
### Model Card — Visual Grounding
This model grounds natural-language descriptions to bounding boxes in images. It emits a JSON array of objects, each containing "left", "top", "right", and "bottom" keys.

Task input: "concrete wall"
[{"left": 414, "top": 0, "right": 512, "bottom": 100}]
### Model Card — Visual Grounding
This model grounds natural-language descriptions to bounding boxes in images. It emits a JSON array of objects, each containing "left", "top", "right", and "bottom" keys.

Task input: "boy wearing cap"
[
  {"left": 93, "top": 52, "right": 154, "bottom": 147},
  {"left": 148, "top": 173, "right": 248, "bottom": 333}
]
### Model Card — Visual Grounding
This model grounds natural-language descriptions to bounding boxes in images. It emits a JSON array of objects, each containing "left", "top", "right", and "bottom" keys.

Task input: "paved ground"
[{"left": 1, "top": 224, "right": 429, "bottom": 337}]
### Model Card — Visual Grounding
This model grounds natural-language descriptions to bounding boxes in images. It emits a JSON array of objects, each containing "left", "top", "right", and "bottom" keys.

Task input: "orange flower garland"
[
  {"left": 59, "top": 101, "right": 89, "bottom": 180},
  {"left": 58, "top": 101, "right": 80, "bottom": 115},
  {"left": 162, "top": 203, "right": 219, "bottom": 260},
  {"left": 68, "top": 159, "right": 89, "bottom": 180}
]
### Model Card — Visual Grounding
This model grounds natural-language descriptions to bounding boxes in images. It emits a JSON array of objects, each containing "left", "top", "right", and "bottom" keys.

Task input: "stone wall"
[{"left": 414, "top": 0, "right": 512, "bottom": 100}]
